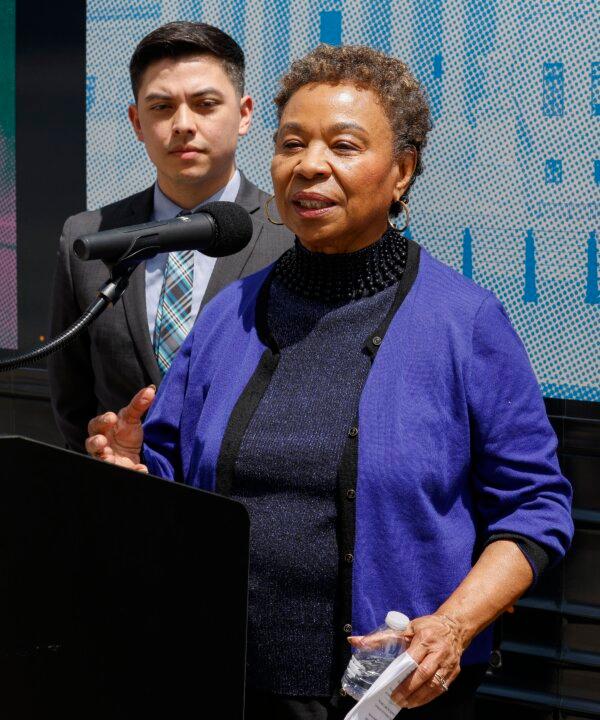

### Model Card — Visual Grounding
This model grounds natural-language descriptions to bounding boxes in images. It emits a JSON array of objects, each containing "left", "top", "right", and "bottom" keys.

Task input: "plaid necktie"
[{"left": 153, "top": 212, "right": 194, "bottom": 375}]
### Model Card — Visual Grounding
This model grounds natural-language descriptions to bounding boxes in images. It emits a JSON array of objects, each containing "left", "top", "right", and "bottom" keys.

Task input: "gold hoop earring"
[
  {"left": 388, "top": 199, "right": 410, "bottom": 233},
  {"left": 264, "top": 195, "right": 284, "bottom": 226}
]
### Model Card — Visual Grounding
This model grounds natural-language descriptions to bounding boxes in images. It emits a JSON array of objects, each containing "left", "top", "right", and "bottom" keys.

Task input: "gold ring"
[{"left": 434, "top": 672, "right": 449, "bottom": 692}]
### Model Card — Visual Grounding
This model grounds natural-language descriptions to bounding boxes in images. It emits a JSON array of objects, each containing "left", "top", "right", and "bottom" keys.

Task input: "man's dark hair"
[{"left": 130, "top": 21, "right": 245, "bottom": 100}]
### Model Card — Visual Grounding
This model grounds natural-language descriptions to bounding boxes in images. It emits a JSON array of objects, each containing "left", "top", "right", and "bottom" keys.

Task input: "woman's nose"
[
  {"left": 294, "top": 146, "right": 331, "bottom": 179},
  {"left": 172, "top": 104, "right": 196, "bottom": 135}
]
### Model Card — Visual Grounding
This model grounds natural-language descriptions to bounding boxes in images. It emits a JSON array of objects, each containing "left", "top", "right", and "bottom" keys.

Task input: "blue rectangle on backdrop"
[
  {"left": 542, "top": 62, "right": 564, "bottom": 117},
  {"left": 592, "top": 62, "right": 600, "bottom": 116},
  {"left": 320, "top": 11, "right": 341, "bottom": 46},
  {"left": 545, "top": 158, "right": 563, "bottom": 184}
]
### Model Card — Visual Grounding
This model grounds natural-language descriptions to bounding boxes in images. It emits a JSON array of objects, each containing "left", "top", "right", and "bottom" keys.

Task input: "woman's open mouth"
[{"left": 291, "top": 194, "right": 336, "bottom": 218}]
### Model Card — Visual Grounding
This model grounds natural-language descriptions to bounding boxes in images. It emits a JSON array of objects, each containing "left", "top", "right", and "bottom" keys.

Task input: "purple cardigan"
[{"left": 143, "top": 245, "right": 573, "bottom": 666}]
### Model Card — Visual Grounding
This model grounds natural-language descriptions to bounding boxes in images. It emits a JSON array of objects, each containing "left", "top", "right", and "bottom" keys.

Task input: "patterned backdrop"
[
  {"left": 0, "top": 0, "right": 16, "bottom": 349},
  {"left": 87, "top": 0, "right": 599, "bottom": 401}
]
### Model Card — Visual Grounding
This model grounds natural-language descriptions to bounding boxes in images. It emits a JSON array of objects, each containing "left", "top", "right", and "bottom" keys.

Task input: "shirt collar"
[{"left": 151, "top": 169, "right": 241, "bottom": 222}]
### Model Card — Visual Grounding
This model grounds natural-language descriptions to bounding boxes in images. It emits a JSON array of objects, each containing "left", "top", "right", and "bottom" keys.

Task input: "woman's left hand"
[
  {"left": 389, "top": 613, "right": 465, "bottom": 709},
  {"left": 349, "top": 541, "right": 535, "bottom": 709}
]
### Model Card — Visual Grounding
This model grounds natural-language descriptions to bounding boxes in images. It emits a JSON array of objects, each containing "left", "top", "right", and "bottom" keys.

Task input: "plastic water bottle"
[{"left": 341, "top": 611, "right": 410, "bottom": 701}]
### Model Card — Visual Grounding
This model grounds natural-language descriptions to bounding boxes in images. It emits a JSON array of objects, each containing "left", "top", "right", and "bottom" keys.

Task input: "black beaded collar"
[{"left": 273, "top": 226, "right": 408, "bottom": 302}]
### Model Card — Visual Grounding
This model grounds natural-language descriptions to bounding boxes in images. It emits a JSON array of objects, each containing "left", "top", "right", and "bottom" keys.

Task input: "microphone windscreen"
[{"left": 199, "top": 201, "right": 254, "bottom": 257}]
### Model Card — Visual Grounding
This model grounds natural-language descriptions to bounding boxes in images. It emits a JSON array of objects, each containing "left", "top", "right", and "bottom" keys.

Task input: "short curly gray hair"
[{"left": 274, "top": 44, "right": 432, "bottom": 193}]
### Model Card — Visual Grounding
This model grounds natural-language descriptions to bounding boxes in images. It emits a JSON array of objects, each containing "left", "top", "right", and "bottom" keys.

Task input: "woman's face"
[{"left": 271, "top": 82, "right": 415, "bottom": 254}]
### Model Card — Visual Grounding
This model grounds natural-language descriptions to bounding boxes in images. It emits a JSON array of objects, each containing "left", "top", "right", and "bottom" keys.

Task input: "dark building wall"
[
  {"left": 12, "top": 0, "right": 86, "bottom": 354},
  {"left": 475, "top": 398, "right": 600, "bottom": 719},
  {"left": 0, "top": 368, "right": 62, "bottom": 446},
  {"left": 0, "top": 0, "right": 84, "bottom": 446}
]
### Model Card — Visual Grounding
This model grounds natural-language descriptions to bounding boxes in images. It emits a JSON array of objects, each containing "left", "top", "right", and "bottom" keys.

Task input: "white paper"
[{"left": 344, "top": 651, "right": 418, "bottom": 720}]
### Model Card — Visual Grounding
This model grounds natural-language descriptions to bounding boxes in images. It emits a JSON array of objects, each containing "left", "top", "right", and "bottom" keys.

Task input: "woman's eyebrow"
[
  {"left": 278, "top": 121, "right": 304, "bottom": 134},
  {"left": 278, "top": 120, "right": 368, "bottom": 135},
  {"left": 328, "top": 121, "right": 367, "bottom": 134}
]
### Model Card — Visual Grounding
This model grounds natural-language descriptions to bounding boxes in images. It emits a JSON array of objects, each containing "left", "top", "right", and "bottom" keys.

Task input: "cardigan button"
[
  {"left": 343, "top": 623, "right": 353, "bottom": 634},
  {"left": 344, "top": 553, "right": 354, "bottom": 564},
  {"left": 372, "top": 335, "right": 382, "bottom": 346},
  {"left": 348, "top": 426, "right": 358, "bottom": 438},
  {"left": 346, "top": 488, "right": 356, "bottom": 500}
]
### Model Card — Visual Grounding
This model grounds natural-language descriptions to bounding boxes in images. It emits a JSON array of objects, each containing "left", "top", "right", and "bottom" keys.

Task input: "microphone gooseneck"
[
  {"left": 0, "top": 296, "right": 110, "bottom": 372},
  {"left": 0, "top": 202, "right": 255, "bottom": 372}
]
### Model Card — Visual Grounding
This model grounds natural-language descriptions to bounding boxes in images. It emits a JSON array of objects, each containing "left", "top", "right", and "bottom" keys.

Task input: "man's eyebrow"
[
  {"left": 144, "top": 92, "right": 172, "bottom": 102},
  {"left": 143, "top": 87, "right": 225, "bottom": 102},
  {"left": 189, "top": 87, "right": 225, "bottom": 98}
]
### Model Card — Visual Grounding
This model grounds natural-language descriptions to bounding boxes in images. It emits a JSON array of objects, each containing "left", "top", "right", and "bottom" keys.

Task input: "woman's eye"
[{"left": 335, "top": 142, "right": 357, "bottom": 152}]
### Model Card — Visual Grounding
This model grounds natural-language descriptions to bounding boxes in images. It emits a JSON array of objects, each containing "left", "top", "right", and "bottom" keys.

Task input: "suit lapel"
[
  {"left": 119, "top": 188, "right": 163, "bottom": 387},
  {"left": 201, "top": 173, "right": 265, "bottom": 309}
]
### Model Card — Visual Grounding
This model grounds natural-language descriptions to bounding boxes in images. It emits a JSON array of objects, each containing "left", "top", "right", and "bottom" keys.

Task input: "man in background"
[{"left": 48, "top": 21, "right": 291, "bottom": 452}]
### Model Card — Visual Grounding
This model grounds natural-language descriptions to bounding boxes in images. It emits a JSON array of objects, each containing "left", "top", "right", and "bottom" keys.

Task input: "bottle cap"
[{"left": 385, "top": 611, "right": 410, "bottom": 631}]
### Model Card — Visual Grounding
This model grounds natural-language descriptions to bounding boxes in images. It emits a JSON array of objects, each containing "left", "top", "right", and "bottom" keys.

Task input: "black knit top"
[{"left": 230, "top": 228, "right": 407, "bottom": 695}]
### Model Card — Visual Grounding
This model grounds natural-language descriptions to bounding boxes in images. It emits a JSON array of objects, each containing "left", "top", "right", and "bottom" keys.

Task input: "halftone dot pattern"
[
  {"left": 87, "top": 0, "right": 599, "bottom": 401},
  {"left": 0, "top": 0, "right": 17, "bottom": 350}
]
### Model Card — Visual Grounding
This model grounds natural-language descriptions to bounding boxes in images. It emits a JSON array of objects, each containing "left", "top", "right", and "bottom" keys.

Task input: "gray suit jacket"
[{"left": 48, "top": 173, "right": 292, "bottom": 452}]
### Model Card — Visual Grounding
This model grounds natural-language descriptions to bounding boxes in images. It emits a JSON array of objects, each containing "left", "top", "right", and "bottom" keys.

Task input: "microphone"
[{"left": 73, "top": 201, "right": 254, "bottom": 264}]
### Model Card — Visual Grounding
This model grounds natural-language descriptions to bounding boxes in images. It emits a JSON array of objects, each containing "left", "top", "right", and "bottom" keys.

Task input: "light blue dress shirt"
[{"left": 145, "top": 170, "right": 241, "bottom": 340}]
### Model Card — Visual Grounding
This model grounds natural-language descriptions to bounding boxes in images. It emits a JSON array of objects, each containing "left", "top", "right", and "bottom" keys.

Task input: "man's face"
[{"left": 128, "top": 54, "right": 252, "bottom": 201}]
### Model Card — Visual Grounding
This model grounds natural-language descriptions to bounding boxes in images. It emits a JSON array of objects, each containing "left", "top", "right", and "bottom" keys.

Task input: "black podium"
[{"left": 0, "top": 436, "right": 250, "bottom": 719}]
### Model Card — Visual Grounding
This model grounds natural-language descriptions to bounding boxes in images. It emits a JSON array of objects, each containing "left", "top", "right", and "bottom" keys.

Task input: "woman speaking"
[{"left": 86, "top": 45, "right": 573, "bottom": 720}]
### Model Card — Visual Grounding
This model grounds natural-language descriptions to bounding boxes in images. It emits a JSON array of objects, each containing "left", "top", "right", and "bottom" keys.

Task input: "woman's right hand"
[{"left": 85, "top": 385, "right": 156, "bottom": 472}]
